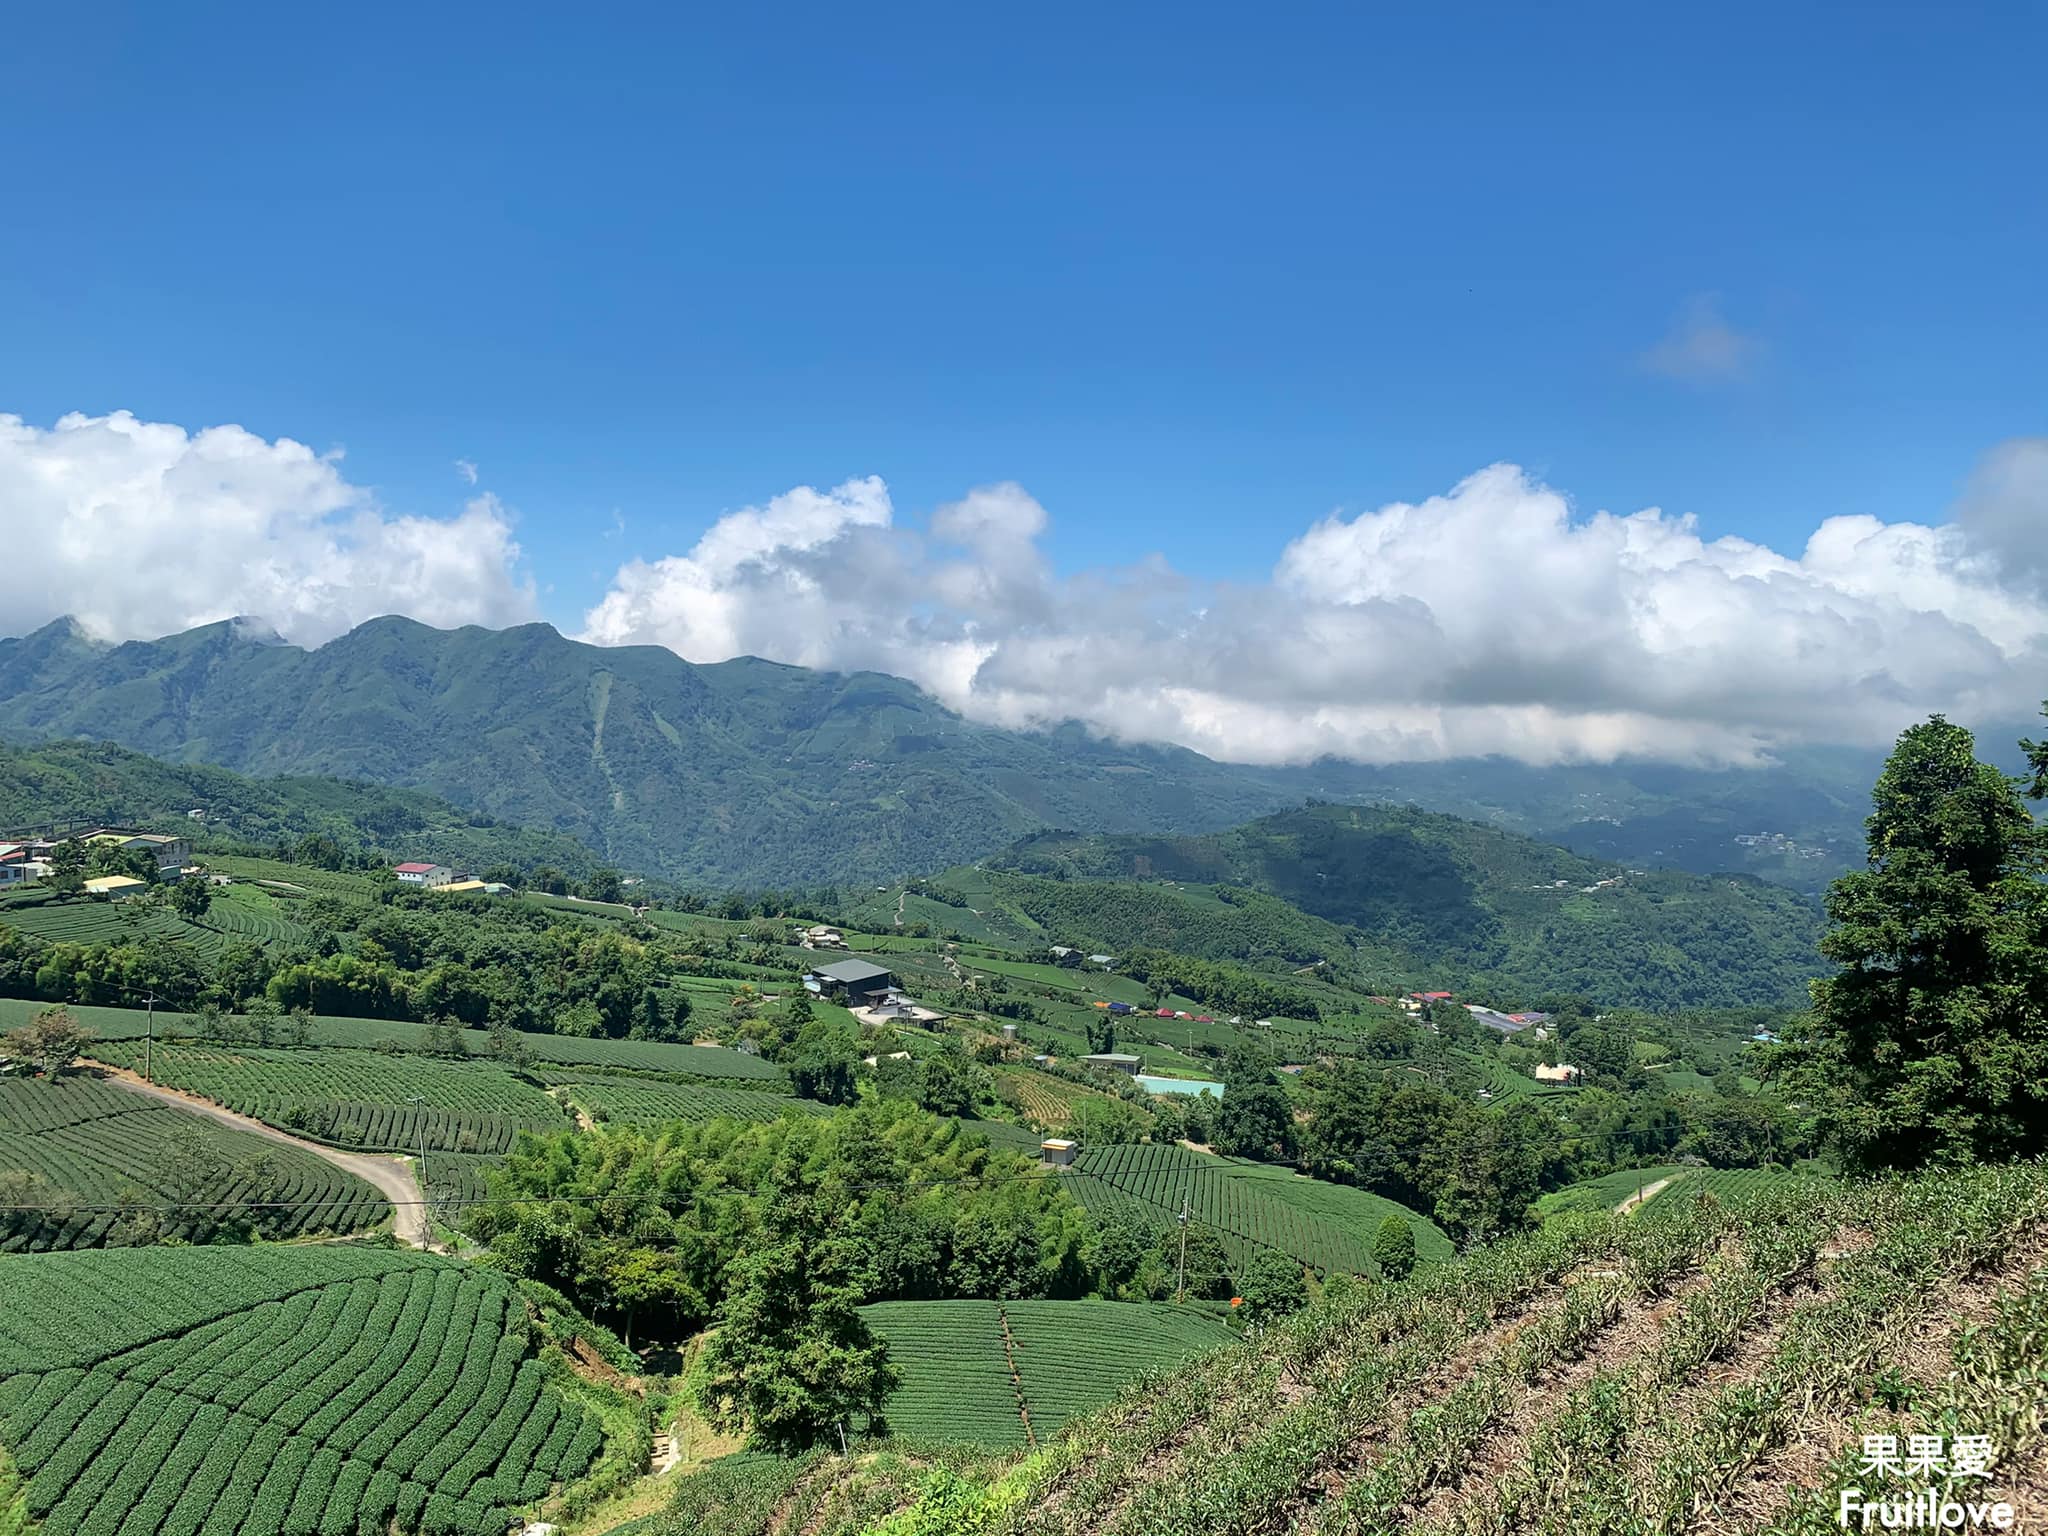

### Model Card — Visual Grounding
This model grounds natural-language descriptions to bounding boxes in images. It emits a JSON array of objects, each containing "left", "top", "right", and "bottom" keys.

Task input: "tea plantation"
[
  {"left": 0, "top": 1076, "right": 388, "bottom": 1250},
  {"left": 81, "top": 1041, "right": 569, "bottom": 1154},
  {"left": 859, "top": 1299, "right": 1237, "bottom": 1448},
  {"left": 0, "top": 1245, "right": 604, "bottom": 1536},
  {"left": 1063, "top": 1142, "right": 1450, "bottom": 1277}
]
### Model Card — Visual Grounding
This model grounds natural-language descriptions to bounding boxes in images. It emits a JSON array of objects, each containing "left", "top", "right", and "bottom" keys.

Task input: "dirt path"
[
  {"left": 89, "top": 1063, "right": 434, "bottom": 1249},
  {"left": 1616, "top": 1175, "right": 1679, "bottom": 1214}
]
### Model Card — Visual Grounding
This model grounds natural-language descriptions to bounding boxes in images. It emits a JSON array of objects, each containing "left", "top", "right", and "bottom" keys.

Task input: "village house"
[
  {"left": 393, "top": 862, "right": 455, "bottom": 888},
  {"left": 798, "top": 924, "right": 847, "bottom": 950},
  {"left": 803, "top": 957, "right": 896, "bottom": 1005},
  {"left": 83, "top": 830, "right": 192, "bottom": 879}
]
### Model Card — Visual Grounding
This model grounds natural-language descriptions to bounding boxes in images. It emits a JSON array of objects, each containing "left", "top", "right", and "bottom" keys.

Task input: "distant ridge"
[{"left": 0, "top": 615, "right": 1884, "bottom": 888}]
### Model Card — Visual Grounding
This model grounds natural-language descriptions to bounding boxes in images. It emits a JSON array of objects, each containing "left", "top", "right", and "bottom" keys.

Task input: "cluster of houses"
[
  {"left": 0, "top": 829, "right": 194, "bottom": 895},
  {"left": 795, "top": 924, "right": 848, "bottom": 951},
  {"left": 391, "top": 863, "right": 515, "bottom": 897}
]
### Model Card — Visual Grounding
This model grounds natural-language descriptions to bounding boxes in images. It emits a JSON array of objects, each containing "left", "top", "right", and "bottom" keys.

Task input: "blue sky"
[
  {"left": 5, "top": 4, "right": 2046, "bottom": 768},
  {"left": 6, "top": 3, "right": 2042, "bottom": 611}
]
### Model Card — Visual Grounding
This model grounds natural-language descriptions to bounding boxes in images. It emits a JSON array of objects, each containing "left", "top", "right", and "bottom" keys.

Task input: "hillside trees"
[
  {"left": 696, "top": 1148, "right": 898, "bottom": 1451},
  {"left": 1, "top": 1006, "right": 89, "bottom": 1074},
  {"left": 1776, "top": 714, "right": 2048, "bottom": 1170}
]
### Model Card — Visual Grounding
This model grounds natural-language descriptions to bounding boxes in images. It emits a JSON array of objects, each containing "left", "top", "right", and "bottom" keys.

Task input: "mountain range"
[{"left": 0, "top": 615, "right": 1889, "bottom": 888}]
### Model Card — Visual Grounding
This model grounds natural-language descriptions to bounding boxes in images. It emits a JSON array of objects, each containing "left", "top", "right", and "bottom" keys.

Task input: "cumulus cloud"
[
  {"left": 0, "top": 411, "right": 537, "bottom": 646},
  {"left": 581, "top": 448, "right": 2048, "bottom": 767},
  {"left": 1641, "top": 294, "right": 1759, "bottom": 382}
]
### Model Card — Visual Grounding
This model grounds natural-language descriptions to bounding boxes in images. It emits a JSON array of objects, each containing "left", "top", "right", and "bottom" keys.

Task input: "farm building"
[
  {"left": 805, "top": 957, "right": 897, "bottom": 1004},
  {"left": 1088, "top": 954, "right": 1116, "bottom": 967},
  {"left": 85, "top": 830, "right": 191, "bottom": 875},
  {"left": 394, "top": 862, "right": 454, "bottom": 887},
  {"left": 1533, "top": 1062, "right": 1583, "bottom": 1083},
  {"left": 1041, "top": 1138, "right": 1078, "bottom": 1166},
  {"left": 1082, "top": 1052, "right": 1142, "bottom": 1076},
  {"left": 83, "top": 875, "right": 146, "bottom": 897},
  {"left": 433, "top": 879, "right": 488, "bottom": 895}
]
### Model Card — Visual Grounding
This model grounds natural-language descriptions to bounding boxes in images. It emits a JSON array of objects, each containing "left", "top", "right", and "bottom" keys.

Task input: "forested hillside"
[
  {"left": 0, "top": 618, "right": 1316, "bottom": 884},
  {"left": 0, "top": 739, "right": 601, "bottom": 875},
  {"left": 983, "top": 803, "right": 1825, "bottom": 1008}
]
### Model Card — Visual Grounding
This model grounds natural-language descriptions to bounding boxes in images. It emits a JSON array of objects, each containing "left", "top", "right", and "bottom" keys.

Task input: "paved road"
[{"left": 91, "top": 1064, "right": 434, "bottom": 1248}]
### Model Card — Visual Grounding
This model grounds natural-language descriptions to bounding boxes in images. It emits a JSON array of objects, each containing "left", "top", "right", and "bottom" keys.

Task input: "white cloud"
[
  {"left": 581, "top": 447, "right": 2048, "bottom": 767},
  {"left": 0, "top": 411, "right": 537, "bottom": 646},
  {"left": 454, "top": 458, "right": 479, "bottom": 485},
  {"left": 1641, "top": 294, "right": 1759, "bottom": 382}
]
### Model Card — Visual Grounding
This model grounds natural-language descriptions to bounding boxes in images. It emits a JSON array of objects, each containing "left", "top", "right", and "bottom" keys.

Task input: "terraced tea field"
[
  {"left": 3, "top": 999, "right": 787, "bottom": 1085},
  {"left": 859, "top": 1300, "right": 1236, "bottom": 1448},
  {"left": 0, "top": 1075, "right": 389, "bottom": 1250},
  {"left": 81, "top": 1042, "right": 568, "bottom": 1154},
  {"left": 1064, "top": 1143, "right": 1449, "bottom": 1278},
  {"left": 0, "top": 1245, "right": 606, "bottom": 1535},
  {"left": 555, "top": 1078, "right": 831, "bottom": 1128},
  {"left": 733, "top": 1160, "right": 2048, "bottom": 1536},
  {"left": 992, "top": 1067, "right": 1129, "bottom": 1130},
  {"left": 0, "top": 901, "right": 225, "bottom": 961}
]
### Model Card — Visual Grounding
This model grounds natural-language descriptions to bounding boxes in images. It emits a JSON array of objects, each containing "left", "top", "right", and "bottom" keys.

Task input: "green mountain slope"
[
  {"left": 983, "top": 802, "right": 1825, "bottom": 1008},
  {"left": 0, "top": 738, "right": 603, "bottom": 875},
  {"left": 0, "top": 618, "right": 1325, "bottom": 886},
  {"left": 0, "top": 614, "right": 1907, "bottom": 890}
]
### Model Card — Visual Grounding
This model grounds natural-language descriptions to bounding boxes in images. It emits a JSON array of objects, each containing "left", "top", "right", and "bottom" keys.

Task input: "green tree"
[
  {"left": 916, "top": 1042, "right": 985, "bottom": 1118},
  {"left": 169, "top": 877, "right": 214, "bottom": 921},
  {"left": 1371, "top": 1214, "right": 1417, "bottom": 1280},
  {"left": 1, "top": 1006, "right": 89, "bottom": 1075},
  {"left": 1212, "top": 1084, "right": 1294, "bottom": 1161},
  {"left": 1777, "top": 715, "right": 2048, "bottom": 1170},
  {"left": 788, "top": 1020, "right": 860, "bottom": 1106},
  {"left": 46, "top": 839, "right": 85, "bottom": 894},
  {"left": 1236, "top": 1249, "right": 1308, "bottom": 1324},
  {"left": 697, "top": 1159, "right": 897, "bottom": 1451}
]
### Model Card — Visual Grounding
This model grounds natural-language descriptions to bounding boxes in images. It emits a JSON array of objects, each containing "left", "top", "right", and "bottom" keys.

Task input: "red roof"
[
  {"left": 1411, "top": 990, "right": 1454, "bottom": 1000},
  {"left": 393, "top": 862, "right": 438, "bottom": 874},
  {"left": 1155, "top": 1009, "right": 1173, "bottom": 1017}
]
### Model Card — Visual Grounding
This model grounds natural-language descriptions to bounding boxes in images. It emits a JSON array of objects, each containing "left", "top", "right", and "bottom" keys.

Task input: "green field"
[
  {"left": 556, "top": 1078, "right": 832, "bottom": 1128},
  {"left": 82, "top": 1041, "right": 568, "bottom": 1155},
  {"left": 0, "top": 1075, "right": 390, "bottom": 1250},
  {"left": 1535, "top": 1162, "right": 1835, "bottom": 1221},
  {"left": 1533, "top": 1164, "right": 1692, "bottom": 1219},
  {"left": 0, "top": 900, "right": 226, "bottom": 961},
  {"left": 0, "top": 999, "right": 788, "bottom": 1084},
  {"left": 859, "top": 1299, "right": 1236, "bottom": 1448},
  {"left": 0, "top": 1245, "right": 606, "bottom": 1535},
  {"left": 1064, "top": 1144, "right": 1451, "bottom": 1278}
]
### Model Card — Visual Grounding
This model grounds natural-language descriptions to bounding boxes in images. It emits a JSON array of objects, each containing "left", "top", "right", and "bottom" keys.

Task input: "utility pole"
[
  {"left": 405, "top": 1094, "right": 429, "bottom": 1226},
  {"left": 142, "top": 991, "right": 159, "bottom": 1084},
  {"left": 1175, "top": 1197, "right": 1191, "bottom": 1304}
]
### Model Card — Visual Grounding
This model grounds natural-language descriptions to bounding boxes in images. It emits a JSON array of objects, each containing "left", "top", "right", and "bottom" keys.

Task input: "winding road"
[{"left": 89, "top": 1063, "right": 435, "bottom": 1248}]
